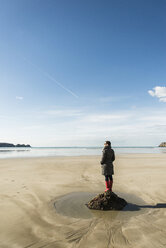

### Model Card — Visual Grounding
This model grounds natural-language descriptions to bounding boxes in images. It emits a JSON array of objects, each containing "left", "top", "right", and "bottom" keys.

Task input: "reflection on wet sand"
[{"left": 0, "top": 149, "right": 30, "bottom": 153}]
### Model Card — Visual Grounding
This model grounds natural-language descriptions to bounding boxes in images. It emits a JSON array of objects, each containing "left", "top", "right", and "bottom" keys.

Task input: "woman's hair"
[{"left": 105, "top": 141, "right": 111, "bottom": 146}]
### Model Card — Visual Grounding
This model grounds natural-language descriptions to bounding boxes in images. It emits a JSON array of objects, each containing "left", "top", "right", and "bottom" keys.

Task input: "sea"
[{"left": 0, "top": 146, "right": 166, "bottom": 159}]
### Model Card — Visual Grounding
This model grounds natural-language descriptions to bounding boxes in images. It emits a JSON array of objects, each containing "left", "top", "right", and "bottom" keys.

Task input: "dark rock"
[
  {"left": 86, "top": 191, "right": 127, "bottom": 211},
  {"left": 159, "top": 142, "right": 166, "bottom": 147}
]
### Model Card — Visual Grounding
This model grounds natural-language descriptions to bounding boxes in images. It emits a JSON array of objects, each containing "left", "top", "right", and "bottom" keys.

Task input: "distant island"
[
  {"left": 159, "top": 142, "right": 166, "bottom": 147},
  {"left": 0, "top": 143, "right": 31, "bottom": 148}
]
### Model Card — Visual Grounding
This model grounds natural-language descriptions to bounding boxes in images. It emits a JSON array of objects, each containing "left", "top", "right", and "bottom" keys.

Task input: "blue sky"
[{"left": 0, "top": 0, "right": 166, "bottom": 146}]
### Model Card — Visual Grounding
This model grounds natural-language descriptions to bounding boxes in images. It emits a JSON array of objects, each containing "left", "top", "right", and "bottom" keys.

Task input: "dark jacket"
[{"left": 100, "top": 146, "right": 115, "bottom": 175}]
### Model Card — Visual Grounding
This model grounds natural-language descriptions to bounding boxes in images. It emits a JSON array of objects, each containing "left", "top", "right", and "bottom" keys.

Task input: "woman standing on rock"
[{"left": 100, "top": 141, "right": 115, "bottom": 192}]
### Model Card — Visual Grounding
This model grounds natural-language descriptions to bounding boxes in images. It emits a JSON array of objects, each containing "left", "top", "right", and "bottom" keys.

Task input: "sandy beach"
[{"left": 0, "top": 154, "right": 166, "bottom": 248}]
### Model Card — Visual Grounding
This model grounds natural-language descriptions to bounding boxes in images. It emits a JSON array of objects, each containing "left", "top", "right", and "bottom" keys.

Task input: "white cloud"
[
  {"left": 148, "top": 86, "right": 166, "bottom": 102},
  {"left": 16, "top": 96, "right": 23, "bottom": 100},
  {"left": 1, "top": 106, "right": 166, "bottom": 146},
  {"left": 43, "top": 109, "right": 83, "bottom": 117},
  {"left": 99, "top": 95, "right": 130, "bottom": 103},
  {"left": 148, "top": 90, "right": 155, "bottom": 97},
  {"left": 159, "top": 98, "right": 166, "bottom": 102},
  {"left": 22, "top": 125, "right": 43, "bottom": 130},
  {"left": 78, "top": 113, "right": 130, "bottom": 123}
]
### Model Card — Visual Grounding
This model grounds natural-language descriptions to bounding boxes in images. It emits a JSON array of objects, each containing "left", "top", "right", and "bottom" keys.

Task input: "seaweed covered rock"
[{"left": 87, "top": 191, "right": 127, "bottom": 210}]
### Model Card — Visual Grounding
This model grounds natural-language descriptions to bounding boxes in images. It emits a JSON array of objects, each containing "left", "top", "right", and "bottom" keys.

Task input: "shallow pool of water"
[{"left": 54, "top": 191, "right": 148, "bottom": 220}]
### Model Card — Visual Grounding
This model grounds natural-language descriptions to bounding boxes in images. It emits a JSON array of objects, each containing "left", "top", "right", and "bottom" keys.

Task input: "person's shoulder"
[{"left": 103, "top": 147, "right": 108, "bottom": 153}]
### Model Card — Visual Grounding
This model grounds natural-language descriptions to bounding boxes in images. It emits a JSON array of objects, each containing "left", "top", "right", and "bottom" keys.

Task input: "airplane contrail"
[{"left": 24, "top": 58, "right": 79, "bottom": 98}]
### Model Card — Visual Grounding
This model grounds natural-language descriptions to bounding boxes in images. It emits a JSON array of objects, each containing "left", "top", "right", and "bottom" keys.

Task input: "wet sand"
[{"left": 0, "top": 154, "right": 166, "bottom": 248}]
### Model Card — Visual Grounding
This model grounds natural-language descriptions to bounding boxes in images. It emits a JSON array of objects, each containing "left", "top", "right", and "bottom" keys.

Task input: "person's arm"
[
  {"left": 100, "top": 150, "right": 106, "bottom": 165},
  {"left": 112, "top": 150, "right": 115, "bottom": 162}
]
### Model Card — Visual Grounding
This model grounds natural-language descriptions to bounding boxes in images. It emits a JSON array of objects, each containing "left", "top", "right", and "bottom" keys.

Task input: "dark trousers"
[{"left": 105, "top": 175, "right": 113, "bottom": 181}]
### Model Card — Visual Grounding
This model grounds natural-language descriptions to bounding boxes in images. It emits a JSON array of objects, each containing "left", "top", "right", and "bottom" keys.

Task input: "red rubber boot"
[
  {"left": 109, "top": 179, "right": 113, "bottom": 192},
  {"left": 105, "top": 181, "right": 110, "bottom": 192}
]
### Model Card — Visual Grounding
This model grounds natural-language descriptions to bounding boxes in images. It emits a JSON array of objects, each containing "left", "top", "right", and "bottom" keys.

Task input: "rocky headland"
[
  {"left": 0, "top": 143, "right": 31, "bottom": 148},
  {"left": 159, "top": 142, "right": 166, "bottom": 147}
]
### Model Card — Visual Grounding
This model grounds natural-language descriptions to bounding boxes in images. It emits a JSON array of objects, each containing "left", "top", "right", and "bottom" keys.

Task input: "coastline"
[
  {"left": 0, "top": 146, "right": 166, "bottom": 160},
  {"left": 0, "top": 154, "right": 166, "bottom": 247}
]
